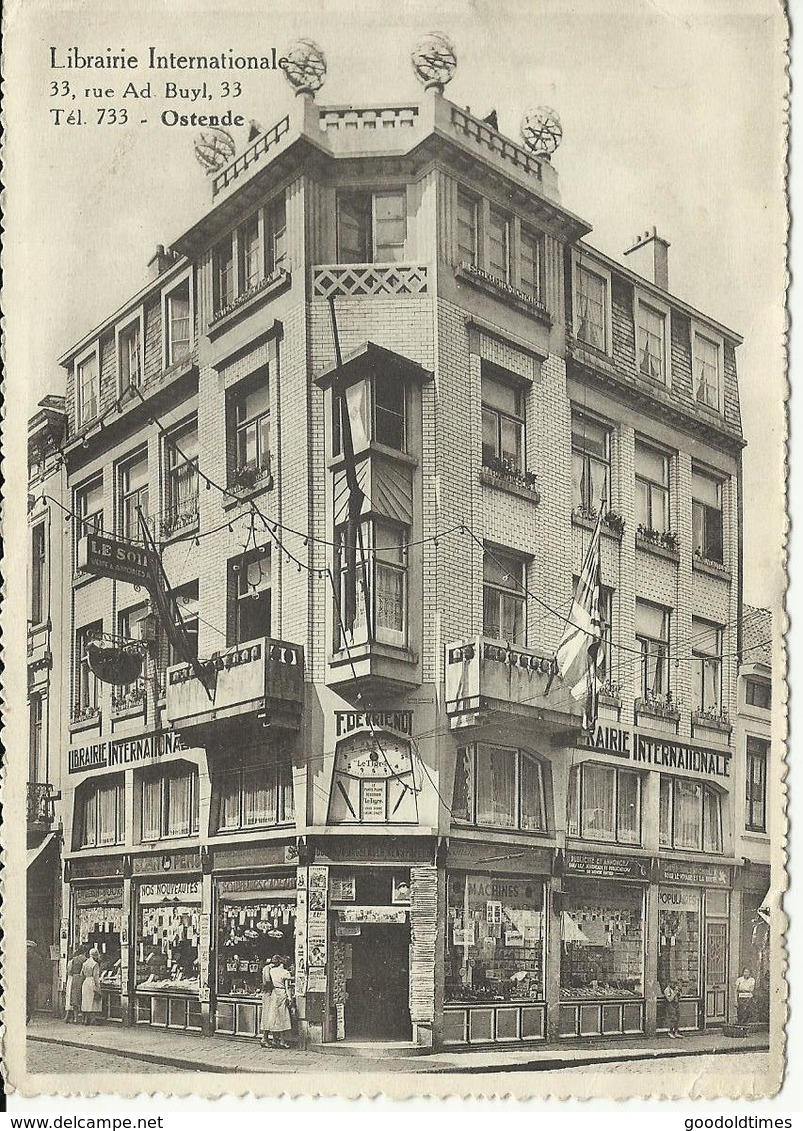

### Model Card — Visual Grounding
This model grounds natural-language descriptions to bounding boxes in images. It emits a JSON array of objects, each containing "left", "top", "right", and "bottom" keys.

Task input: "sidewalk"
[{"left": 27, "top": 1016, "right": 770, "bottom": 1075}]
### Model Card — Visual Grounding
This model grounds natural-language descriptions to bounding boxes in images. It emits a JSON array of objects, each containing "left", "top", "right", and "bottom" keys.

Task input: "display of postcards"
[
  {"left": 308, "top": 889, "right": 326, "bottom": 911},
  {"left": 308, "top": 868, "right": 327, "bottom": 891},
  {"left": 309, "top": 943, "right": 327, "bottom": 966},
  {"left": 486, "top": 901, "right": 502, "bottom": 924}
]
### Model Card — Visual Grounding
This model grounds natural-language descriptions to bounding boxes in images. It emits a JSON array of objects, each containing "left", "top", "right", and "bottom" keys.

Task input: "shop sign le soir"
[{"left": 581, "top": 724, "right": 732, "bottom": 780}]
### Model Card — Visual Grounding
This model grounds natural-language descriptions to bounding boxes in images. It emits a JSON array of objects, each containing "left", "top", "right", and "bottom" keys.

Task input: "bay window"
[
  {"left": 483, "top": 548, "right": 526, "bottom": 644},
  {"left": 337, "top": 189, "right": 406, "bottom": 263},
  {"left": 635, "top": 441, "right": 670, "bottom": 533},
  {"left": 659, "top": 776, "right": 723, "bottom": 853},
  {"left": 335, "top": 519, "right": 408, "bottom": 648},
  {"left": 636, "top": 599, "right": 671, "bottom": 701},
  {"left": 481, "top": 363, "right": 524, "bottom": 471},
  {"left": 332, "top": 371, "right": 406, "bottom": 454},
  {"left": 138, "top": 763, "right": 199, "bottom": 841},
  {"left": 571, "top": 411, "right": 610, "bottom": 516},
  {"left": 691, "top": 618, "right": 723, "bottom": 713},
  {"left": 453, "top": 744, "right": 547, "bottom": 832},
  {"left": 567, "top": 763, "right": 641, "bottom": 844},
  {"left": 212, "top": 753, "right": 294, "bottom": 832},
  {"left": 692, "top": 467, "right": 724, "bottom": 564}
]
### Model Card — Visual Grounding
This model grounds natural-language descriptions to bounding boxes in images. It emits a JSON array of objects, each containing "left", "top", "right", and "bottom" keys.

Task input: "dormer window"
[
  {"left": 637, "top": 301, "right": 667, "bottom": 382},
  {"left": 76, "top": 350, "right": 99, "bottom": 428},
  {"left": 337, "top": 190, "right": 406, "bottom": 264},
  {"left": 694, "top": 332, "right": 722, "bottom": 410},
  {"left": 118, "top": 318, "right": 143, "bottom": 393}
]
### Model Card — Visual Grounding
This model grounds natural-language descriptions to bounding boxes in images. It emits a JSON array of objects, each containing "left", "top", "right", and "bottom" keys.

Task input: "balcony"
[
  {"left": 312, "top": 263, "right": 428, "bottom": 299},
  {"left": 165, "top": 636, "right": 304, "bottom": 739},
  {"left": 27, "top": 782, "right": 55, "bottom": 831},
  {"left": 444, "top": 636, "right": 584, "bottom": 732}
]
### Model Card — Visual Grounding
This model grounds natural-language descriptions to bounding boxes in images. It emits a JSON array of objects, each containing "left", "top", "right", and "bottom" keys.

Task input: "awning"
[{"left": 27, "top": 831, "right": 58, "bottom": 871}]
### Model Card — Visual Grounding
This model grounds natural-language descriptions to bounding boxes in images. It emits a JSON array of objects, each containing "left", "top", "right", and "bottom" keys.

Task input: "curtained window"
[
  {"left": 575, "top": 266, "right": 607, "bottom": 350},
  {"left": 77, "top": 776, "right": 124, "bottom": 848},
  {"left": 636, "top": 599, "right": 671, "bottom": 700},
  {"left": 568, "top": 763, "right": 641, "bottom": 844},
  {"left": 691, "top": 618, "right": 723, "bottom": 712},
  {"left": 659, "top": 776, "right": 723, "bottom": 853},
  {"left": 571, "top": 411, "right": 610, "bottom": 516},
  {"left": 137, "top": 764, "right": 198, "bottom": 841},
  {"left": 211, "top": 752, "right": 293, "bottom": 832},
  {"left": 746, "top": 737, "right": 768, "bottom": 831},
  {"left": 481, "top": 363, "right": 525, "bottom": 472},
  {"left": 141, "top": 775, "right": 162, "bottom": 841},
  {"left": 453, "top": 744, "right": 547, "bottom": 832}
]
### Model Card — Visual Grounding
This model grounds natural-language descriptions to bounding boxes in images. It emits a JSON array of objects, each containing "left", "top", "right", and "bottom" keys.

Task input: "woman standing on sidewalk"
[
  {"left": 65, "top": 949, "right": 85, "bottom": 1022},
  {"left": 260, "top": 955, "right": 293, "bottom": 1049},
  {"left": 80, "top": 948, "right": 103, "bottom": 1025}
]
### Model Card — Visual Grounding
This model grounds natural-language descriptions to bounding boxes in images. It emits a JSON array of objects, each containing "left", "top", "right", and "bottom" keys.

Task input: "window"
[
  {"left": 567, "top": 763, "right": 641, "bottom": 844},
  {"left": 231, "top": 372, "right": 271, "bottom": 480},
  {"left": 230, "top": 550, "right": 271, "bottom": 645},
  {"left": 571, "top": 411, "right": 610, "bottom": 516},
  {"left": 239, "top": 215, "right": 261, "bottom": 291},
  {"left": 745, "top": 677, "right": 771, "bottom": 710},
  {"left": 637, "top": 302, "right": 667, "bottom": 381},
  {"left": 487, "top": 208, "right": 511, "bottom": 282},
  {"left": 456, "top": 189, "right": 478, "bottom": 267},
  {"left": 635, "top": 441, "right": 670, "bottom": 532},
  {"left": 212, "top": 753, "right": 294, "bottom": 832},
  {"left": 694, "top": 333, "right": 721, "bottom": 409},
  {"left": 165, "top": 279, "right": 192, "bottom": 365},
  {"left": 29, "top": 693, "right": 44, "bottom": 782},
  {"left": 691, "top": 619, "right": 723, "bottom": 713},
  {"left": 214, "top": 235, "right": 236, "bottom": 311},
  {"left": 75, "top": 476, "right": 104, "bottom": 538},
  {"left": 481, "top": 364, "right": 524, "bottom": 471},
  {"left": 332, "top": 372, "right": 406, "bottom": 454},
  {"left": 117, "top": 603, "right": 150, "bottom": 710},
  {"left": 483, "top": 549, "right": 525, "bottom": 644},
  {"left": 453, "top": 744, "right": 547, "bottom": 831},
  {"left": 659, "top": 777, "right": 723, "bottom": 853},
  {"left": 746, "top": 737, "right": 768, "bottom": 832},
  {"left": 118, "top": 320, "right": 142, "bottom": 392},
  {"left": 75, "top": 621, "right": 102, "bottom": 715},
  {"left": 692, "top": 468, "right": 724, "bottom": 564},
  {"left": 636, "top": 600, "right": 671, "bottom": 700},
  {"left": 138, "top": 763, "right": 199, "bottom": 841},
  {"left": 118, "top": 449, "right": 148, "bottom": 540},
  {"left": 520, "top": 228, "right": 544, "bottom": 301},
  {"left": 575, "top": 265, "right": 607, "bottom": 350},
  {"left": 76, "top": 352, "right": 99, "bottom": 427},
  {"left": 335, "top": 519, "right": 408, "bottom": 647},
  {"left": 337, "top": 190, "right": 406, "bottom": 263},
  {"left": 167, "top": 582, "right": 199, "bottom": 664},
  {"left": 31, "top": 522, "right": 46, "bottom": 625},
  {"left": 266, "top": 195, "right": 287, "bottom": 273},
  {"left": 164, "top": 419, "right": 198, "bottom": 533},
  {"left": 78, "top": 776, "right": 125, "bottom": 848}
]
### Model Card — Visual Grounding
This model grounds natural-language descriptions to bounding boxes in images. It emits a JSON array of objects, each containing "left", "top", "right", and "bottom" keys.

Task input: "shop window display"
[
  {"left": 445, "top": 873, "right": 545, "bottom": 1004},
  {"left": 76, "top": 904, "right": 122, "bottom": 990},
  {"left": 135, "top": 904, "right": 201, "bottom": 993},
  {"left": 560, "top": 881, "right": 644, "bottom": 999},
  {"left": 217, "top": 897, "right": 296, "bottom": 997},
  {"left": 657, "top": 894, "right": 700, "bottom": 997}
]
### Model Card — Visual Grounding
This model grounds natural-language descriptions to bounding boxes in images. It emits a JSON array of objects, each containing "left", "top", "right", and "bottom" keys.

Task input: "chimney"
[
  {"left": 147, "top": 244, "right": 178, "bottom": 280},
  {"left": 623, "top": 227, "right": 670, "bottom": 291}
]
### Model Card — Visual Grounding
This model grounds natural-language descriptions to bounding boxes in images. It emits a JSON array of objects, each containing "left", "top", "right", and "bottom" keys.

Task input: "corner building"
[{"left": 59, "top": 75, "right": 749, "bottom": 1048}]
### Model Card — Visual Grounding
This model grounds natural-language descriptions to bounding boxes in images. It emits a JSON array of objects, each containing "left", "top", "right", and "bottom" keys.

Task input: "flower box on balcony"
[
  {"left": 691, "top": 709, "right": 732, "bottom": 734},
  {"left": 634, "top": 697, "right": 681, "bottom": 722},
  {"left": 479, "top": 461, "right": 541, "bottom": 504},
  {"left": 111, "top": 687, "right": 147, "bottom": 716},
  {"left": 572, "top": 508, "right": 625, "bottom": 540},
  {"left": 70, "top": 706, "right": 101, "bottom": 733},
  {"left": 224, "top": 465, "right": 274, "bottom": 507},
  {"left": 635, "top": 525, "right": 680, "bottom": 561},
  {"left": 159, "top": 504, "right": 199, "bottom": 540}
]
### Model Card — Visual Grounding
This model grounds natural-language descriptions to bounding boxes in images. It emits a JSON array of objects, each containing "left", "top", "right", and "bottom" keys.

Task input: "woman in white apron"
[
  {"left": 260, "top": 955, "right": 292, "bottom": 1048},
  {"left": 80, "top": 948, "right": 103, "bottom": 1024}
]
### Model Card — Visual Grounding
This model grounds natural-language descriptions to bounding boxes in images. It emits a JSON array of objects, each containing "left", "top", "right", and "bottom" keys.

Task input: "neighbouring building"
[
  {"left": 27, "top": 395, "right": 69, "bottom": 1014},
  {"left": 52, "top": 40, "right": 753, "bottom": 1048}
]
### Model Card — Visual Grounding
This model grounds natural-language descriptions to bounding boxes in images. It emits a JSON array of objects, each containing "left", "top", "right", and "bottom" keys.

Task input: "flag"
[
  {"left": 328, "top": 297, "right": 370, "bottom": 639},
  {"left": 137, "top": 510, "right": 214, "bottom": 699},
  {"left": 555, "top": 507, "right": 603, "bottom": 729}
]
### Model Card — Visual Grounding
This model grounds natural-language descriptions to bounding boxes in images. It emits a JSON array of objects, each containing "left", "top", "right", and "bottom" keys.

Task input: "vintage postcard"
[{"left": 2, "top": 0, "right": 790, "bottom": 1104}]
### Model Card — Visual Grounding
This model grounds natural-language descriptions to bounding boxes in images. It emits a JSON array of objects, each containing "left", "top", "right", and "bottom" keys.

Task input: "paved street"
[
  {"left": 28, "top": 1039, "right": 193, "bottom": 1075},
  {"left": 549, "top": 1051, "right": 770, "bottom": 1076}
]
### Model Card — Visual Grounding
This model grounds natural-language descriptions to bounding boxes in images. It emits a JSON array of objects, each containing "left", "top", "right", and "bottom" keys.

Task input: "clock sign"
[{"left": 328, "top": 733, "right": 418, "bottom": 824}]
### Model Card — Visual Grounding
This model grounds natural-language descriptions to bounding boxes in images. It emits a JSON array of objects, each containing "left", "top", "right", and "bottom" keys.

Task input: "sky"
[{"left": 4, "top": 0, "right": 787, "bottom": 608}]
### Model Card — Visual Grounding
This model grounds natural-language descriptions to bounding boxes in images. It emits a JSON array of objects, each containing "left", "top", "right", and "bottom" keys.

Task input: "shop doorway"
[
  {"left": 704, "top": 920, "right": 728, "bottom": 1024},
  {"left": 344, "top": 923, "right": 411, "bottom": 1040}
]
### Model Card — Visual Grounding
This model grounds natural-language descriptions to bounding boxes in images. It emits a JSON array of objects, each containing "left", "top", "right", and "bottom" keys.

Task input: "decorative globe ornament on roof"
[
  {"left": 520, "top": 107, "right": 563, "bottom": 158},
  {"left": 411, "top": 32, "right": 457, "bottom": 91},
  {"left": 282, "top": 39, "right": 327, "bottom": 95},
  {"left": 194, "top": 128, "right": 236, "bottom": 174}
]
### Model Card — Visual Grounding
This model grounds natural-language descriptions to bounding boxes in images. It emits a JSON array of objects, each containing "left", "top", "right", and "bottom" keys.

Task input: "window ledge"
[
  {"left": 691, "top": 713, "right": 733, "bottom": 736},
  {"left": 328, "top": 441, "right": 417, "bottom": 472},
  {"left": 455, "top": 264, "right": 552, "bottom": 325},
  {"left": 634, "top": 700, "right": 681, "bottom": 724},
  {"left": 221, "top": 474, "right": 274, "bottom": 511},
  {"left": 479, "top": 466, "right": 541, "bottom": 504},
  {"left": 158, "top": 512, "right": 200, "bottom": 542},
  {"left": 111, "top": 701, "right": 146, "bottom": 721},
  {"left": 451, "top": 820, "right": 551, "bottom": 839},
  {"left": 209, "top": 270, "right": 291, "bottom": 339},
  {"left": 73, "top": 570, "right": 101, "bottom": 589},
  {"left": 70, "top": 711, "right": 102, "bottom": 734},
  {"left": 635, "top": 533, "right": 680, "bottom": 562},
  {"left": 568, "top": 335, "right": 617, "bottom": 372},
  {"left": 330, "top": 641, "right": 418, "bottom": 667},
  {"left": 693, "top": 556, "right": 731, "bottom": 581},
  {"left": 572, "top": 510, "right": 625, "bottom": 541}
]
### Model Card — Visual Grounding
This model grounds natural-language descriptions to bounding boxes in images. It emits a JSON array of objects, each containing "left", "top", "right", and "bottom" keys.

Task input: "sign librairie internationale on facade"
[
  {"left": 564, "top": 851, "right": 650, "bottom": 881},
  {"left": 68, "top": 728, "right": 187, "bottom": 774},
  {"left": 580, "top": 723, "right": 732, "bottom": 779},
  {"left": 78, "top": 533, "right": 156, "bottom": 585}
]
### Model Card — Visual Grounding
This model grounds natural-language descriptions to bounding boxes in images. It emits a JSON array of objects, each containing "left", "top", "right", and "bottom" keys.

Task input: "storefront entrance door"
[
  {"left": 704, "top": 920, "right": 728, "bottom": 1024},
  {"left": 345, "top": 923, "right": 411, "bottom": 1040}
]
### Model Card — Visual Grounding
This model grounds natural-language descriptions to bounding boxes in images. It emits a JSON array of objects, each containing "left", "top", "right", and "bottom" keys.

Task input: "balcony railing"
[
  {"left": 212, "top": 115, "right": 290, "bottom": 196},
  {"left": 319, "top": 105, "right": 418, "bottom": 132},
  {"left": 444, "top": 636, "right": 583, "bottom": 729},
  {"left": 27, "top": 782, "right": 54, "bottom": 828},
  {"left": 313, "top": 263, "right": 428, "bottom": 299}
]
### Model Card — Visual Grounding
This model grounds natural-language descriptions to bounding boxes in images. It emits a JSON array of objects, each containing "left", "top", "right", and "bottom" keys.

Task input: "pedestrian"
[
  {"left": 260, "top": 954, "right": 293, "bottom": 1049},
  {"left": 663, "top": 979, "right": 682, "bottom": 1038},
  {"left": 80, "top": 947, "right": 103, "bottom": 1025},
  {"left": 65, "top": 949, "right": 85, "bottom": 1023},
  {"left": 735, "top": 966, "right": 756, "bottom": 1024}
]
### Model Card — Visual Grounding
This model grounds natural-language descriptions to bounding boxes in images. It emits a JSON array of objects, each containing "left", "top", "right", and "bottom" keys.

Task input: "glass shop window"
[
  {"left": 560, "top": 880, "right": 644, "bottom": 999},
  {"left": 135, "top": 902, "right": 200, "bottom": 992},
  {"left": 445, "top": 873, "right": 545, "bottom": 1004},
  {"left": 657, "top": 888, "right": 701, "bottom": 998},
  {"left": 217, "top": 891, "right": 297, "bottom": 997}
]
